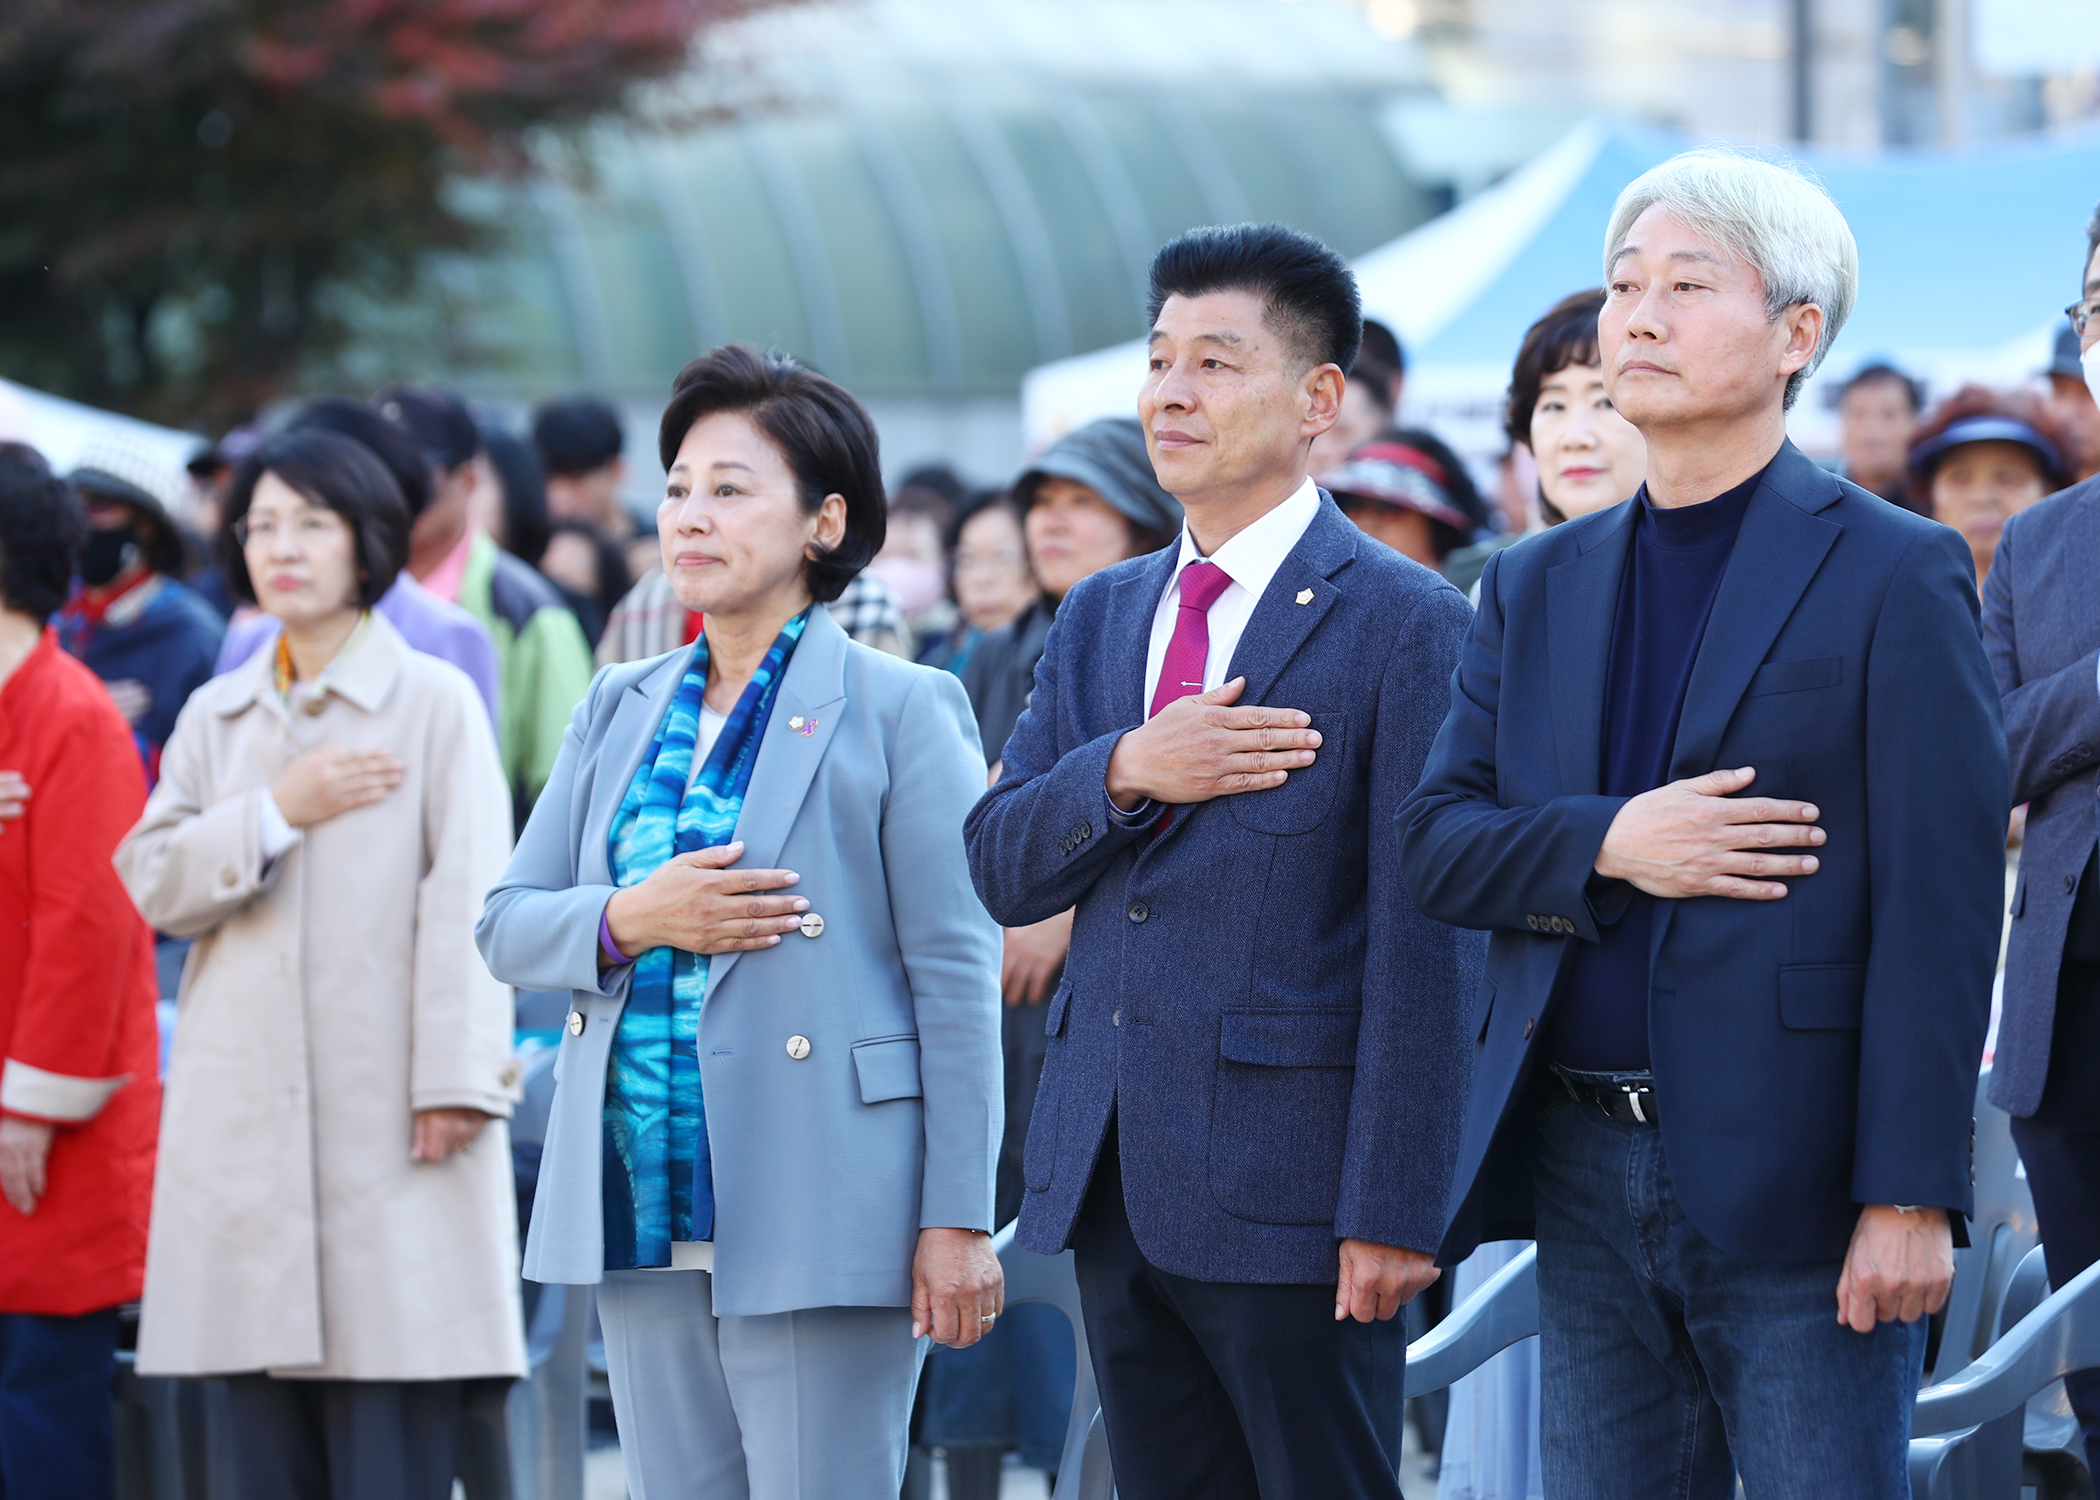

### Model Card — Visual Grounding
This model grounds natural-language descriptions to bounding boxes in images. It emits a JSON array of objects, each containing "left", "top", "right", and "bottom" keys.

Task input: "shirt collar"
[
  {"left": 418, "top": 528, "right": 475, "bottom": 605},
  {"left": 1173, "top": 477, "right": 1321, "bottom": 603}
]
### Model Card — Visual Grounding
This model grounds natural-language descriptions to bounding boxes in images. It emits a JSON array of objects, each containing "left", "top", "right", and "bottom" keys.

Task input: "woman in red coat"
[{"left": 0, "top": 443, "right": 160, "bottom": 1500}]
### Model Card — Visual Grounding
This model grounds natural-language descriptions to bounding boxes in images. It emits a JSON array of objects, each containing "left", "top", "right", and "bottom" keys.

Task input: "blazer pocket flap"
[
  {"left": 1748, "top": 655, "right": 1844, "bottom": 696},
  {"left": 1779, "top": 965, "right": 1867, "bottom": 1030},
  {"left": 1219, "top": 1008, "right": 1359, "bottom": 1068},
  {"left": 851, "top": 1035, "right": 923, "bottom": 1103},
  {"left": 1045, "top": 981, "right": 1072, "bottom": 1038}
]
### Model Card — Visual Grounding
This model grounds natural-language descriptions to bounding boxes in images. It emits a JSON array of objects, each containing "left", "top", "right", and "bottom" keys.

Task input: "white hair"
[{"left": 1603, "top": 147, "right": 1858, "bottom": 409}]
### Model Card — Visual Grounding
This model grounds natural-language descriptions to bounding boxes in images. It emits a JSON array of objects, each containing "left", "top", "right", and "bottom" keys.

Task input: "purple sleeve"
[
  {"left": 375, "top": 584, "right": 501, "bottom": 732},
  {"left": 213, "top": 614, "right": 275, "bottom": 675}
]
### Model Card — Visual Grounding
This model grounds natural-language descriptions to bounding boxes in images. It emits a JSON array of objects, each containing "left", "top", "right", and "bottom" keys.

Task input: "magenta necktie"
[{"left": 1149, "top": 561, "right": 1234, "bottom": 720}]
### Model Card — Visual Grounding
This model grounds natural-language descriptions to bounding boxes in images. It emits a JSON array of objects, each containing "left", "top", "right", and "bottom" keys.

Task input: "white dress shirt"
[{"left": 1141, "top": 477, "right": 1322, "bottom": 711}]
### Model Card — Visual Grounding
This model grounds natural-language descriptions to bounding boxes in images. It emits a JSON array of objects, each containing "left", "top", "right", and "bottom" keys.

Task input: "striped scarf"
[{"left": 600, "top": 609, "right": 808, "bottom": 1269}]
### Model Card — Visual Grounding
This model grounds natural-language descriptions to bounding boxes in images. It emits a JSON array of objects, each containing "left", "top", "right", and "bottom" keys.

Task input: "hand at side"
[
  {"left": 1105, "top": 677, "right": 1321, "bottom": 809},
  {"left": 1595, "top": 766, "right": 1824, "bottom": 900},
  {"left": 0, "top": 1115, "right": 54, "bottom": 1216},
  {"left": 912, "top": 1227, "right": 1004, "bottom": 1347},
  {"left": 1835, "top": 1204, "right": 1954, "bottom": 1334},
  {"left": 1336, "top": 1238, "right": 1440, "bottom": 1323},
  {"left": 1002, "top": 909, "right": 1073, "bottom": 1004},
  {"left": 411, "top": 1108, "right": 493, "bottom": 1163}
]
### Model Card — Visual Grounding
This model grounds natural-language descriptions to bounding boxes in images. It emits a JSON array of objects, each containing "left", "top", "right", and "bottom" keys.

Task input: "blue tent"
[{"left": 1398, "top": 119, "right": 2100, "bottom": 374}]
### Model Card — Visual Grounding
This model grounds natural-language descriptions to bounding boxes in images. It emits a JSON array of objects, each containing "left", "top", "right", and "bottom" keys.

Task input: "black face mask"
[{"left": 78, "top": 527, "right": 135, "bottom": 587}]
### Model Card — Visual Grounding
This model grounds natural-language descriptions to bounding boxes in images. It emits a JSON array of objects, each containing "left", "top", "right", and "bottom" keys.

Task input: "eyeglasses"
[
  {"left": 954, "top": 547, "right": 1027, "bottom": 576},
  {"left": 2065, "top": 296, "right": 2100, "bottom": 336},
  {"left": 233, "top": 510, "right": 347, "bottom": 547}
]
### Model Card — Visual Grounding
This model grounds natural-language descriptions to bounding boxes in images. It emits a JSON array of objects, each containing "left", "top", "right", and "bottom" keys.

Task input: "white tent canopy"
[
  {"left": 0, "top": 379, "right": 203, "bottom": 515},
  {"left": 1022, "top": 118, "right": 2100, "bottom": 478}
]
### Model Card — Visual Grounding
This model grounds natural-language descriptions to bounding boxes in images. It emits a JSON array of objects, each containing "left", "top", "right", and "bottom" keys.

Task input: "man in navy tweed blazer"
[{"left": 964, "top": 224, "right": 1480, "bottom": 1500}]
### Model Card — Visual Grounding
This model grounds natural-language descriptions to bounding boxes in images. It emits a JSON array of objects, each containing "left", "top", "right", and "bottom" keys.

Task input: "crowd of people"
[{"left": 4, "top": 141, "right": 2100, "bottom": 1500}]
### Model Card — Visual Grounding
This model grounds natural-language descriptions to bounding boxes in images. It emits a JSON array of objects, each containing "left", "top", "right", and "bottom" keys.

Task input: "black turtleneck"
[{"left": 1549, "top": 467, "right": 1763, "bottom": 1073}]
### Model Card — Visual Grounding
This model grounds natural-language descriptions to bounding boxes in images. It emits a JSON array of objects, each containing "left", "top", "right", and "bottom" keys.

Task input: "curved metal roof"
[{"left": 332, "top": 0, "right": 1440, "bottom": 401}]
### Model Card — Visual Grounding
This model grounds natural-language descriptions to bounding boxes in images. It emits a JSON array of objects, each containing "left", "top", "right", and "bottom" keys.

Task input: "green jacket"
[{"left": 458, "top": 533, "right": 595, "bottom": 823}]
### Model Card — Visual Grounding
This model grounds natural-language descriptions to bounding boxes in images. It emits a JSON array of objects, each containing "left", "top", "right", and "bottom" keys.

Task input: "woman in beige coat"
[{"left": 117, "top": 428, "right": 525, "bottom": 1500}]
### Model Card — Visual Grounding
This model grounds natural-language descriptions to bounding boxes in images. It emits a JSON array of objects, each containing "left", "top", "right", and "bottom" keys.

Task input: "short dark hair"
[
  {"left": 1837, "top": 362, "right": 1924, "bottom": 415},
  {"left": 1352, "top": 317, "right": 1407, "bottom": 413},
  {"left": 222, "top": 429, "right": 412, "bottom": 611},
  {"left": 1505, "top": 288, "right": 1607, "bottom": 450},
  {"left": 0, "top": 443, "right": 88, "bottom": 623},
  {"left": 1146, "top": 224, "right": 1361, "bottom": 375},
  {"left": 657, "top": 345, "right": 885, "bottom": 605},
  {"left": 290, "top": 397, "right": 434, "bottom": 519},
  {"left": 378, "top": 386, "right": 479, "bottom": 473},
  {"left": 535, "top": 396, "right": 626, "bottom": 477},
  {"left": 481, "top": 425, "right": 552, "bottom": 568}
]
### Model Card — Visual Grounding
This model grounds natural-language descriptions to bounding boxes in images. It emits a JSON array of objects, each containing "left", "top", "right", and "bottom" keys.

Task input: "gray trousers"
[
  {"left": 213, "top": 1375, "right": 461, "bottom": 1500},
  {"left": 597, "top": 1269, "right": 927, "bottom": 1500}
]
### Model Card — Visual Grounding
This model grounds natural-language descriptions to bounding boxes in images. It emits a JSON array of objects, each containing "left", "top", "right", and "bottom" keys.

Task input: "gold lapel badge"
[{"left": 1295, "top": 588, "right": 1315, "bottom": 605}]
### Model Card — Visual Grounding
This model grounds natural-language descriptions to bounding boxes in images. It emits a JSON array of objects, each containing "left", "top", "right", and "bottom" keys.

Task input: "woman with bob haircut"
[
  {"left": 478, "top": 344, "right": 1002, "bottom": 1499},
  {"left": 117, "top": 427, "right": 523, "bottom": 1498}
]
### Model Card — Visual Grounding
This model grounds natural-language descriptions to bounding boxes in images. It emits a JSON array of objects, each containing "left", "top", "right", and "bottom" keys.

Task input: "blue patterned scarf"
[{"left": 601, "top": 609, "right": 809, "bottom": 1269}]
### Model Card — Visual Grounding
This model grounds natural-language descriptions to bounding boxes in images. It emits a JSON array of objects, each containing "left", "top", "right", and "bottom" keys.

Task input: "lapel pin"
[
  {"left": 793, "top": 716, "right": 818, "bottom": 737},
  {"left": 1295, "top": 588, "right": 1315, "bottom": 605},
  {"left": 788, "top": 716, "right": 804, "bottom": 731}
]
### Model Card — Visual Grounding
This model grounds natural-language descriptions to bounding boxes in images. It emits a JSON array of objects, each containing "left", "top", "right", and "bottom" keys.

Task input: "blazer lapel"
[
  {"left": 1665, "top": 447, "right": 1844, "bottom": 782},
  {"left": 2065, "top": 486, "right": 2100, "bottom": 659},
  {"left": 1224, "top": 498, "right": 1356, "bottom": 707},
  {"left": 709, "top": 607, "right": 851, "bottom": 995},
  {"left": 1108, "top": 546, "right": 1181, "bottom": 724},
  {"left": 579, "top": 650, "right": 692, "bottom": 887},
  {"left": 1545, "top": 505, "right": 1636, "bottom": 796}
]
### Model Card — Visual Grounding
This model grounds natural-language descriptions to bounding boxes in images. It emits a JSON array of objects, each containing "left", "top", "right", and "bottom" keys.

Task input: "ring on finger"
[{"left": 979, "top": 1313, "right": 996, "bottom": 1324}]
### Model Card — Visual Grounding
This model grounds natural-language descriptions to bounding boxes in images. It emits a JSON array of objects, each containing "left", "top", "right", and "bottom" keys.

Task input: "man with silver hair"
[{"left": 1401, "top": 148, "right": 2007, "bottom": 1495}]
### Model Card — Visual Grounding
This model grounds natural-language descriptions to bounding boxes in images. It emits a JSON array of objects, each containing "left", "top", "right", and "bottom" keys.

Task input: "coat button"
[
  {"left": 1523, "top": 1018, "right": 1536, "bottom": 1039},
  {"left": 302, "top": 696, "right": 326, "bottom": 717},
  {"left": 1526, "top": 915, "right": 1539, "bottom": 930},
  {"left": 1080, "top": 823, "right": 1092, "bottom": 840},
  {"left": 567, "top": 1011, "right": 585, "bottom": 1037},
  {"left": 2068, "top": 875, "right": 2079, "bottom": 895},
  {"left": 786, "top": 1035, "right": 811, "bottom": 1060},
  {"left": 500, "top": 1061, "right": 521, "bottom": 1087},
  {"left": 798, "top": 913, "right": 825, "bottom": 938},
  {"left": 1127, "top": 902, "right": 1148, "bottom": 924},
  {"left": 1111, "top": 1008, "right": 1121, "bottom": 1027},
  {"left": 219, "top": 867, "right": 238, "bottom": 889}
]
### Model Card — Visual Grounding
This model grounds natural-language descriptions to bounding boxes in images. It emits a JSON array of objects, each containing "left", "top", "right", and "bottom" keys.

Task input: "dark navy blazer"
[
  {"left": 964, "top": 498, "right": 1483, "bottom": 1282},
  {"left": 1399, "top": 442, "right": 2008, "bottom": 1265}
]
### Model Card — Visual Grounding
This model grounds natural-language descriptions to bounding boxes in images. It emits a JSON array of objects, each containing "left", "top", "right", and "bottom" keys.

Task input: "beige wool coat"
[{"left": 116, "top": 615, "right": 527, "bottom": 1380}]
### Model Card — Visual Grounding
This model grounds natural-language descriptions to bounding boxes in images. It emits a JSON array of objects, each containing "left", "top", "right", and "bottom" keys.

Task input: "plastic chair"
[
  {"left": 1927, "top": 1067, "right": 2040, "bottom": 1387},
  {"left": 1400, "top": 1242, "right": 1540, "bottom": 1399},
  {"left": 1911, "top": 1252, "right": 2100, "bottom": 1498},
  {"left": 993, "top": 1223, "right": 1115, "bottom": 1500}
]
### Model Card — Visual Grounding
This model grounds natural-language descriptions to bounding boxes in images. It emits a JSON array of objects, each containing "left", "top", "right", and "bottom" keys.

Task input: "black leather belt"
[{"left": 1552, "top": 1065, "right": 1662, "bottom": 1127}]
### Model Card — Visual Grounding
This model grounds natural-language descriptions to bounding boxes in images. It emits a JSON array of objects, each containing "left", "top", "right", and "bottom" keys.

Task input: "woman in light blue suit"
[{"left": 477, "top": 345, "right": 1003, "bottom": 1500}]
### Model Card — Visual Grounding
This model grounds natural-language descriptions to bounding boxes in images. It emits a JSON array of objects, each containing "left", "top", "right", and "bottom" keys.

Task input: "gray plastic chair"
[
  {"left": 1927, "top": 1067, "right": 2040, "bottom": 1387},
  {"left": 1912, "top": 1252, "right": 2100, "bottom": 1498},
  {"left": 993, "top": 1223, "right": 1115, "bottom": 1500}
]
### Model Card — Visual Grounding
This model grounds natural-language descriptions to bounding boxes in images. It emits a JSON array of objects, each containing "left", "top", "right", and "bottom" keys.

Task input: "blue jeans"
[
  {"left": 0, "top": 1308, "right": 119, "bottom": 1500},
  {"left": 1532, "top": 1089, "right": 1925, "bottom": 1500}
]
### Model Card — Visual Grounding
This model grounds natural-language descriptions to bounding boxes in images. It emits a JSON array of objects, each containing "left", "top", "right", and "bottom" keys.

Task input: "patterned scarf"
[{"left": 601, "top": 609, "right": 809, "bottom": 1270}]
